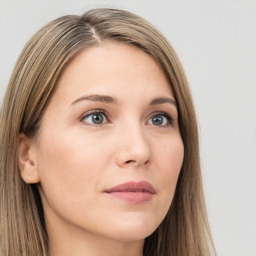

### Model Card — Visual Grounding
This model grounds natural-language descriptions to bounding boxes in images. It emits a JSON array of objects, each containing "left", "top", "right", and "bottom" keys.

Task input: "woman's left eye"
[
  {"left": 80, "top": 112, "right": 108, "bottom": 125},
  {"left": 147, "top": 113, "right": 173, "bottom": 127}
]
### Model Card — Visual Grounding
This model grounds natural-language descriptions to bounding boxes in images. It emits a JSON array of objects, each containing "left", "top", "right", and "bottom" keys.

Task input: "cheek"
[
  {"left": 154, "top": 136, "right": 184, "bottom": 208},
  {"left": 35, "top": 129, "right": 111, "bottom": 204},
  {"left": 156, "top": 135, "right": 184, "bottom": 175}
]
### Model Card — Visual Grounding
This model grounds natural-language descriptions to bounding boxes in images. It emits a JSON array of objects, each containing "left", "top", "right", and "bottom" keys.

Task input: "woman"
[{"left": 0, "top": 8, "right": 216, "bottom": 256}]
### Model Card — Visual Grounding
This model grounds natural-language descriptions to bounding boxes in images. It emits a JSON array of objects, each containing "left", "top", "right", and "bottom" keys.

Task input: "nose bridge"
[{"left": 115, "top": 117, "right": 151, "bottom": 167}]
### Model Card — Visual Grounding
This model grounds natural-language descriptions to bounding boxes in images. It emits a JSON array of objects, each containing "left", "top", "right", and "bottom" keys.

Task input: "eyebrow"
[
  {"left": 150, "top": 97, "right": 177, "bottom": 106},
  {"left": 71, "top": 94, "right": 117, "bottom": 105},
  {"left": 71, "top": 94, "right": 176, "bottom": 107}
]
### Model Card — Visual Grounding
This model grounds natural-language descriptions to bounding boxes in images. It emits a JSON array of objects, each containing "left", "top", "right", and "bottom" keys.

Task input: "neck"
[
  {"left": 46, "top": 216, "right": 144, "bottom": 256},
  {"left": 48, "top": 231, "right": 144, "bottom": 256}
]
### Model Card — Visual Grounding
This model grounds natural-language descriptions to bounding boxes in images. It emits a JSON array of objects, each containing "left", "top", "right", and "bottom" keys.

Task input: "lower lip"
[{"left": 105, "top": 191, "right": 153, "bottom": 203}]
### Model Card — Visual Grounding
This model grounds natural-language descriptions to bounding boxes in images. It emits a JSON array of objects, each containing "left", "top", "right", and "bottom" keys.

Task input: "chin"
[{"left": 104, "top": 214, "right": 159, "bottom": 242}]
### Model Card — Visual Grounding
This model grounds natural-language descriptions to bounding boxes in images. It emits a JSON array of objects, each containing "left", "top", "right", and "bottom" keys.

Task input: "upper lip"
[{"left": 104, "top": 181, "right": 155, "bottom": 194}]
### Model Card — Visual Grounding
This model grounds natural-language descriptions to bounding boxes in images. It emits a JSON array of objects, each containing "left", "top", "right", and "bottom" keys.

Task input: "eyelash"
[
  {"left": 80, "top": 109, "right": 109, "bottom": 126},
  {"left": 80, "top": 109, "right": 174, "bottom": 127},
  {"left": 148, "top": 111, "right": 174, "bottom": 127}
]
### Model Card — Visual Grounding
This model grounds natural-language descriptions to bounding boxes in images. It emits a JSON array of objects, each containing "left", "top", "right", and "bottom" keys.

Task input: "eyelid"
[
  {"left": 79, "top": 109, "right": 110, "bottom": 125},
  {"left": 79, "top": 109, "right": 174, "bottom": 127},
  {"left": 147, "top": 111, "right": 174, "bottom": 126}
]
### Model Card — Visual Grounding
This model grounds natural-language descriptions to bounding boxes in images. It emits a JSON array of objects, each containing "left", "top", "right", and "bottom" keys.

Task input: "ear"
[{"left": 18, "top": 134, "right": 40, "bottom": 184}]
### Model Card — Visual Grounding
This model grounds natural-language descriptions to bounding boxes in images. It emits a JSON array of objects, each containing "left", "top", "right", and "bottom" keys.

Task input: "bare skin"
[{"left": 18, "top": 42, "right": 184, "bottom": 256}]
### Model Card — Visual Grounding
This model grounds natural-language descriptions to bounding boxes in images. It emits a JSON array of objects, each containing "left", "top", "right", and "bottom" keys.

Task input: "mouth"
[{"left": 104, "top": 181, "right": 155, "bottom": 203}]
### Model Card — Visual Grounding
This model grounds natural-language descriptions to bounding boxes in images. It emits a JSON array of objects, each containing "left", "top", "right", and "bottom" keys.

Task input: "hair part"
[{"left": 0, "top": 8, "right": 216, "bottom": 256}]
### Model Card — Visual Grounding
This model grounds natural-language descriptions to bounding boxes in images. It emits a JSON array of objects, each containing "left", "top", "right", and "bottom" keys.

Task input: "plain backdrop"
[{"left": 0, "top": 0, "right": 256, "bottom": 255}]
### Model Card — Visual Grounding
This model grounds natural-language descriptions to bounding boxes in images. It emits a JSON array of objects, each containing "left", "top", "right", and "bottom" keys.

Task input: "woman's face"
[{"left": 30, "top": 42, "right": 184, "bottom": 242}]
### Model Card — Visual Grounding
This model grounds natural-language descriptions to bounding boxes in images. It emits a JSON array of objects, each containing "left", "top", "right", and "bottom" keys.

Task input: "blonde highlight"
[{"left": 0, "top": 8, "right": 216, "bottom": 256}]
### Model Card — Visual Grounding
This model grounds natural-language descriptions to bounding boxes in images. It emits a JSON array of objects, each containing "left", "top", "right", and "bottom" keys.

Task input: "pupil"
[
  {"left": 152, "top": 115, "right": 163, "bottom": 125},
  {"left": 92, "top": 114, "right": 103, "bottom": 124}
]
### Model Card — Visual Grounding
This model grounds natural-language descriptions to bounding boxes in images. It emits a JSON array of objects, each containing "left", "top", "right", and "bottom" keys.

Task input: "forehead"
[{"left": 51, "top": 42, "right": 174, "bottom": 105}]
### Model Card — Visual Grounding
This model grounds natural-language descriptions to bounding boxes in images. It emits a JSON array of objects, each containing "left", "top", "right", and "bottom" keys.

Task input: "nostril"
[
  {"left": 144, "top": 160, "right": 150, "bottom": 166},
  {"left": 124, "top": 159, "right": 150, "bottom": 167},
  {"left": 125, "top": 160, "right": 136, "bottom": 164}
]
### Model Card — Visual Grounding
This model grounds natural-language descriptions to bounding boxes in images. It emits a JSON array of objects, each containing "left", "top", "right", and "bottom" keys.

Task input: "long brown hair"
[{"left": 0, "top": 8, "right": 216, "bottom": 256}]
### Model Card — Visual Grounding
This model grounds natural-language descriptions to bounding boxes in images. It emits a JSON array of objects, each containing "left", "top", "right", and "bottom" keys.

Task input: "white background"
[{"left": 0, "top": 0, "right": 255, "bottom": 255}]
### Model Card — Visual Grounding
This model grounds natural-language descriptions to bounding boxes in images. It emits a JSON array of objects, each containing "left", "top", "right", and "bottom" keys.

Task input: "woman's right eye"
[{"left": 80, "top": 112, "right": 108, "bottom": 125}]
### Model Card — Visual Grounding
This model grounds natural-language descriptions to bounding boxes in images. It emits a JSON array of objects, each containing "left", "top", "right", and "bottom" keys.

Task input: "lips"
[{"left": 104, "top": 181, "right": 155, "bottom": 203}]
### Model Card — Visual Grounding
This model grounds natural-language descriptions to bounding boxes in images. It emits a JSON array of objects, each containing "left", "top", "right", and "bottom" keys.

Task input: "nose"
[{"left": 115, "top": 123, "right": 151, "bottom": 168}]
